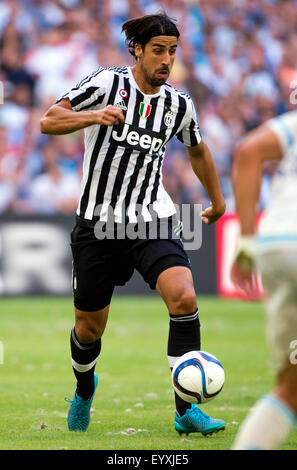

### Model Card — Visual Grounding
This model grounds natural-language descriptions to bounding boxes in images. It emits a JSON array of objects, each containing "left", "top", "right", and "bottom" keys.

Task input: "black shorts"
[{"left": 70, "top": 224, "right": 191, "bottom": 311}]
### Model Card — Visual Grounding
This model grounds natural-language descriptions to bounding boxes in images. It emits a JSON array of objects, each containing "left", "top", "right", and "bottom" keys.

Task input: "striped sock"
[
  {"left": 167, "top": 309, "right": 200, "bottom": 416},
  {"left": 232, "top": 393, "right": 296, "bottom": 450},
  {"left": 70, "top": 327, "right": 101, "bottom": 400}
]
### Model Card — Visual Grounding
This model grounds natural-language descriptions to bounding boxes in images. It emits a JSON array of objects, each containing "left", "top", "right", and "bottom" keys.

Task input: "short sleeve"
[
  {"left": 56, "top": 68, "right": 109, "bottom": 111},
  {"left": 266, "top": 111, "right": 297, "bottom": 154},
  {"left": 176, "top": 98, "right": 202, "bottom": 147}
]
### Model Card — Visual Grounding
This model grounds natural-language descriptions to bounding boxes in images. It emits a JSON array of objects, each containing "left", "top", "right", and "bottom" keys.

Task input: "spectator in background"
[
  {"left": 1, "top": 37, "right": 35, "bottom": 101},
  {"left": 24, "top": 137, "right": 81, "bottom": 214},
  {"left": 0, "top": 125, "right": 22, "bottom": 211},
  {"left": 0, "top": 0, "right": 296, "bottom": 215}
]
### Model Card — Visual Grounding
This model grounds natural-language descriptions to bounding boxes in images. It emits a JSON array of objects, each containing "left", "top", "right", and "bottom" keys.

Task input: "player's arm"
[
  {"left": 186, "top": 140, "right": 226, "bottom": 224},
  {"left": 233, "top": 125, "right": 283, "bottom": 236},
  {"left": 231, "top": 124, "right": 283, "bottom": 296},
  {"left": 40, "top": 99, "right": 124, "bottom": 135}
]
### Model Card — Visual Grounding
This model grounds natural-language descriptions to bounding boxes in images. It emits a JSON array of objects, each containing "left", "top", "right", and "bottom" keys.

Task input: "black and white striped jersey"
[{"left": 57, "top": 66, "right": 202, "bottom": 225}]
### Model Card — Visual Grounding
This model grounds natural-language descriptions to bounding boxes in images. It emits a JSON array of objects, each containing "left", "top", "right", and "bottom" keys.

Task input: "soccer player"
[
  {"left": 40, "top": 13, "right": 226, "bottom": 434},
  {"left": 231, "top": 110, "right": 297, "bottom": 449}
]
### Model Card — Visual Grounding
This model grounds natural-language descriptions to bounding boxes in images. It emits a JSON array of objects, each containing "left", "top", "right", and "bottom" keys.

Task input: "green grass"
[{"left": 0, "top": 296, "right": 296, "bottom": 450}]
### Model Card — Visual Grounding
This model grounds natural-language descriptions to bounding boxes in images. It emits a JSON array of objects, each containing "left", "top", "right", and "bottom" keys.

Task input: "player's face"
[{"left": 135, "top": 36, "right": 178, "bottom": 88}]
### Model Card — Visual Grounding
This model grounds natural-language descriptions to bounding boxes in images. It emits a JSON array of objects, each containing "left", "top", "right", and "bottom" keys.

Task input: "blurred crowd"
[{"left": 0, "top": 0, "right": 296, "bottom": 215}]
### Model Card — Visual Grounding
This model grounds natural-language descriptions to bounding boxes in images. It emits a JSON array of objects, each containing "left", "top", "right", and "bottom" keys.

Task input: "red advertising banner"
[{"left": 215, "top": 213, "right": 264, "bottom": 299}]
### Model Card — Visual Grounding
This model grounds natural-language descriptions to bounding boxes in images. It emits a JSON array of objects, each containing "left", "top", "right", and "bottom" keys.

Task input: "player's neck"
[{"left": 130, "top": 65, "right": 161, "bottom": 95}]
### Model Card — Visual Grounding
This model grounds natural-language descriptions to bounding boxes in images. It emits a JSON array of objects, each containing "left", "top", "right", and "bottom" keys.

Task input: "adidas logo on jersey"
[
  {"left": 110, "top": 123, "right": 166, "bottom": 155},
  {"left": 114, "top": 99, "right": 127, "bottom": 111}
]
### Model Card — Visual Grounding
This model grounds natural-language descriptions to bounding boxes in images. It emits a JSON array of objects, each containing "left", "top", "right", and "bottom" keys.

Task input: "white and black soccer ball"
[{"left": 172, "top": 351, "right": 225, "bottom": 404}]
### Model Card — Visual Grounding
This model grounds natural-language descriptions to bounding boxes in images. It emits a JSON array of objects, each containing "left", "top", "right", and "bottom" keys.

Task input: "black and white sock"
[
  {"left": 70, "top": 327, "right": 101, "bottom": 400},
  {"left": 167, "top": 309, "right": 201, "bottom": 417}
]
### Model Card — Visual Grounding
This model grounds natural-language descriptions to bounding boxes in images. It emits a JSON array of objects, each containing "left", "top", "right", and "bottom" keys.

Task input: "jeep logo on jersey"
[{"left": 110, "top": 123, "right": 165, "bottom": 155}]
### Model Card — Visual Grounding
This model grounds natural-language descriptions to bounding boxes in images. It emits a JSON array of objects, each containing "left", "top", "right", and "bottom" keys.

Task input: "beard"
[{"left": 141, "top": 62, "right": 170, "bottom": 87}]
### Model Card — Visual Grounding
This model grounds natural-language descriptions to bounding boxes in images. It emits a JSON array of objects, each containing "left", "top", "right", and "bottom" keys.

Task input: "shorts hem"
[
  {"left": 74, "top": 297, "right": 112, "bottom": 312},
  {"left": 146, "top": 259, "right": 191, "bottom": 290}
]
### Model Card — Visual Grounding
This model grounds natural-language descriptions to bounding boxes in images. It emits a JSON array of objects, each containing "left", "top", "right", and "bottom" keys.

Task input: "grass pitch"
[{"left": 0, "top": 295, "right": 296, "bottom": 451}]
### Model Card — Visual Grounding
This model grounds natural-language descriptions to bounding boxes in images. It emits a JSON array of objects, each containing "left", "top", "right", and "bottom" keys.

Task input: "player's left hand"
[
  {"left": 200, "top": 202, "right": 226, "bottom": 225},
  {"left": 230, "top": 236, "right": 262, "bottom": 300},
  {"left": 230, "top": 260, "right": 260, "bottom": 299}
]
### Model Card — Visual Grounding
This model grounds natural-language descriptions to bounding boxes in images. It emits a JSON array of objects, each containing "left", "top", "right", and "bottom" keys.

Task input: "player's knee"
[
  {"left": 75, "top": 317, "right": 103, "bottom": 344},
  {"left": 74, "top": 304, "right": 109, "bottom": 344},
  {"left": 168, "top": 285, "right": 197, "bottom": 315}
]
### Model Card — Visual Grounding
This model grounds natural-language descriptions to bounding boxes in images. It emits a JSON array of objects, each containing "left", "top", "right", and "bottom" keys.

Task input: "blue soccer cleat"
[
  {"left": 65, "top": 372, "right": 98, "bottom": 431},
  {"left": 174, "top": 404, "right": 226, "bottom": 436}
]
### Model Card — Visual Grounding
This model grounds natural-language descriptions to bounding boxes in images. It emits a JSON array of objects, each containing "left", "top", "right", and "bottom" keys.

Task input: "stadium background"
[
  {"left": 0, "top": 0, "right": 297, "bottom": 297},
  {"left": 1, "top": 0, "right": 297, "bottom": 453}
]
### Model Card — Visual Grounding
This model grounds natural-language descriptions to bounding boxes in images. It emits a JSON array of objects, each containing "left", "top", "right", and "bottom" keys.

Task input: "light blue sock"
[{"left": 232, "top": 393, "right": 296, "bottom": 450}]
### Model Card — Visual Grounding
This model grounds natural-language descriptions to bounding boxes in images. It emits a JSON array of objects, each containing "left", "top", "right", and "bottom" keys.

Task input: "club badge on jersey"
[{"left": 164, "top": 109, "right": 174, "bottom": 127}]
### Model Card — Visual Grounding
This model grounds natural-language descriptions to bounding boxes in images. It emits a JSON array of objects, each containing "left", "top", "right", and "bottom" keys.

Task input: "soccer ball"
[{"left": 172, "top": 350, "right": 225, "bottom": 404}]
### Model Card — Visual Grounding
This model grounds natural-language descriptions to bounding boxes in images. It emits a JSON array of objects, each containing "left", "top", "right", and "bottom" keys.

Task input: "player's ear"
[{"left": 134, "top": 43, "right": 143, "bottom": 60}]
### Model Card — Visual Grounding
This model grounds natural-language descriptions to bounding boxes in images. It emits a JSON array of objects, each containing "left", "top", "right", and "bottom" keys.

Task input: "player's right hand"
[
  {"left": 200, "top": 202, "right": 226, "bottom": 225},
  {"left": 92, "top": 105, "right": 125, "bottom": 127}
]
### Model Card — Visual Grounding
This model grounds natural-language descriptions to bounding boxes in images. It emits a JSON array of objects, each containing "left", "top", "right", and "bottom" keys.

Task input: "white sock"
[{"left": 232, "top": 393, "right": 296, "bottom": 450}]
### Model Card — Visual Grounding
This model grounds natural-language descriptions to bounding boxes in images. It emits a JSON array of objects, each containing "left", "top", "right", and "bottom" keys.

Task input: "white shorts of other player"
[{"left": 257, "top": 250, "right": 297, "bottom": 372}]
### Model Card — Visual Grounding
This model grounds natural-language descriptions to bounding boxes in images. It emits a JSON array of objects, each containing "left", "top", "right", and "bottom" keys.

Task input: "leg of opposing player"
[
  {"left": 232, "top": 251, "right": 297, "bottom": 449},
  {"left": 156, "top": 266, "right": 226, "bottom": 436},
  {"left": 232, "top": 363, "right": 297, "bottom": 450}
]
